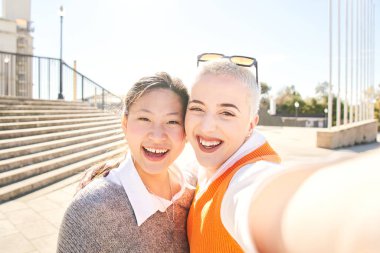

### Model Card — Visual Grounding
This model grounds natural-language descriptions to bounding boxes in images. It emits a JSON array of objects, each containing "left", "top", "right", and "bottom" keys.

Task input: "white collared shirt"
[
  {"left": 106, "top": 153, "right": 189, "bottom": 226},
  {"left": 196, "top": 130, "right": 283, "bottom": 253}
]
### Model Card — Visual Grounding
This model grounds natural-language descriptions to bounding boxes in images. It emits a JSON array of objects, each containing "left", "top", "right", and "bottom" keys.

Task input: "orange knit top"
[{"left": 187, "top": 142, "right": 281, "bottom": 253}]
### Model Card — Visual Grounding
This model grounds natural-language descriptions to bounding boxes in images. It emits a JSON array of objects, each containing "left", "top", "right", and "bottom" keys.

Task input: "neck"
[
  {"left": 205, "top": 168, "right": 216, "bottom": 180},
  {"left": 198, "top": 165, "right": 218, "bottom": 182},
  {"left": 138, "top": 169, "right": 173, "bottom": 200}
]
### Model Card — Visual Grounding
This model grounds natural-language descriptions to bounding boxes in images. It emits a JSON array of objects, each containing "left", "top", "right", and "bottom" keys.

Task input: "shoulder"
[
  {"left": 58, "top": 178, "right": 135, "bottom": 252},
  {"left": 176, "top": 188, "right": 195, "bottom": 209},
  {"left": 67, "top": 178, "right": 126, "bottom": 219},
  {"left": 171, "top": 162, "right": 198, "bottom": 188},
  {"left": 230, "top": 160, "right": 282, "bottom": 187}
]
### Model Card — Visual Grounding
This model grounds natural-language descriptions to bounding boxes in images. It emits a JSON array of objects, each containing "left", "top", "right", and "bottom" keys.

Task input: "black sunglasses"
[{"left": 197, "top": 53, "right": 258, "bottom": 84}]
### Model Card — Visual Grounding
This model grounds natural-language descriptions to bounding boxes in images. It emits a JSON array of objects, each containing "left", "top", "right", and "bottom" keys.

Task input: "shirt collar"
[
  {"left": 196, "top": 130, "right": 266, "bottom": 198},
  {"left": 106, "top": 153, "right": 187, "bottom": 226}
]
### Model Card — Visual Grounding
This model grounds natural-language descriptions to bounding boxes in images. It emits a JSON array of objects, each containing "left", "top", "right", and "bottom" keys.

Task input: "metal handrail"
[{"left": 0, "top": 50, "right": 122, "bottom": 111}]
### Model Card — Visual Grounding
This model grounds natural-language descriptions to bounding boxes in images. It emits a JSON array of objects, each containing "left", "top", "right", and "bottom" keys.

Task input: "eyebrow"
[
  {"left": 219, "top": 103, "right": 240, "bottom": 112},
  {"left": 188, "top": 100, "right": 205, "bottom": 105},
  {"left": 137, "top": 109, "right": 181, "bottom": 116},
  {"left": 188, "top": 100, "right": 240, "bottom": 112}
]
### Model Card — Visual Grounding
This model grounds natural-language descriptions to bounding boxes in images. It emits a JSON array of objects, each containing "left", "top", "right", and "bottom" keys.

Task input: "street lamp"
[
  {"left": 324, "top": 108, "right": 328, "bottom": 127},
  {"left": 294, "top": 101, "right": 300, "bottom": 119},
  {"left": 58, "top": 5, "right": 64, "bottom": 99},
  {"left": 4, "top": 57, "right": 10, "bottom": 95}
]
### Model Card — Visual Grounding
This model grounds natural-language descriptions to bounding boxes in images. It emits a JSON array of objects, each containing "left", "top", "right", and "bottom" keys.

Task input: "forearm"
[{"left": 249, "top": 155, "right": 380, "bottom": 253}]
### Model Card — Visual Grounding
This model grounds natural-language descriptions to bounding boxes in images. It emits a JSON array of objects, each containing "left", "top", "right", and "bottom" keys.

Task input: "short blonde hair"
[{"left": 195, "top": 60, "right": 261, "bottom": 115}]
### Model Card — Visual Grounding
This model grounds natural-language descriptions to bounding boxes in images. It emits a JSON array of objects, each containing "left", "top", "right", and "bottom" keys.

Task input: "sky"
[{"left": 2, "top": 0, "right": 379, "bottom": 98}]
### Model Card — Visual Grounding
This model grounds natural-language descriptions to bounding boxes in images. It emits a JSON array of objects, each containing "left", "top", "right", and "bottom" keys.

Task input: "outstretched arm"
[{"left": 249, "top": 154, "right": 380, "bottom": 253}]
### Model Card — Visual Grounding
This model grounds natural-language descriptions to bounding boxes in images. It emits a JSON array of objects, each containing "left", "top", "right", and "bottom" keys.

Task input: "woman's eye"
[
  {"left": 168, "top": 120, "right": 180, "bottom": 125},
  {"left": 221, "top": 111, "right": 235, "bottom": 117},
  {"left": 138, "top": 117, "right": 150, "bottom": 122},
  {"left": 188, "top": 107, "right": 203, "bottom": 112}
]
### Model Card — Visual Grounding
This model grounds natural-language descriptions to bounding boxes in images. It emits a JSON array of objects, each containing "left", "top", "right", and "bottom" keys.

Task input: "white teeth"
[
  {"left": 199, "top": 138, "right": 221, "bottom": 147},
  {"left": 145, "top": 147, "right": 168, "bottom": 154}
]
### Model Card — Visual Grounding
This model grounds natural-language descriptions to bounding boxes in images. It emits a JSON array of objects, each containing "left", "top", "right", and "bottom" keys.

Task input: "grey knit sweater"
[{"left": 57, "top": 178, "right": 194, "bottom": 253}]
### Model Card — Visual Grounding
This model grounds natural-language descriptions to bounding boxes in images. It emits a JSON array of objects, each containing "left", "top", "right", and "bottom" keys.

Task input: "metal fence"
[{"left": 0, "top": 51, "right": 122, "bottom": 111}]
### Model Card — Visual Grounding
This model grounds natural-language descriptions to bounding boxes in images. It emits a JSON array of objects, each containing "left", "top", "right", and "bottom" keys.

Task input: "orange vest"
[{"left": 187, "top": 142, "right": 281, "bottom": 253}]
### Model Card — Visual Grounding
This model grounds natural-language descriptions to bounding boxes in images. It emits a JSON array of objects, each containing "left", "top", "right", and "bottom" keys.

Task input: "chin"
[{"left": 143, "top": 165, "right": 167, "bottom": 175}]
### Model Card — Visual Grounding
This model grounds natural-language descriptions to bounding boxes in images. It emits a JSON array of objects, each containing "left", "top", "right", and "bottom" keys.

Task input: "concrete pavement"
[{"left": 0, "top": 126, "right": 379, "bottom": 253}]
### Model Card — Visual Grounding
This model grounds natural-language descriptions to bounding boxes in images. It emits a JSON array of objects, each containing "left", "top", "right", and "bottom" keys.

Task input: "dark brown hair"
[
  {"left": 124, "top": 72, "right": 188, "bottom": 118},
  {"left": 76, "top": 72, "right": 189, "bottom": 193}
]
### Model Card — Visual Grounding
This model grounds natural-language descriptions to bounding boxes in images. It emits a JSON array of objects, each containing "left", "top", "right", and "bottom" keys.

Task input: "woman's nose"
[
  {"left": 200, "top": 114, "right": 217, "bottom": 132},
  {"left": 149, "top": 124, "right": 167, "bottom": 141}
]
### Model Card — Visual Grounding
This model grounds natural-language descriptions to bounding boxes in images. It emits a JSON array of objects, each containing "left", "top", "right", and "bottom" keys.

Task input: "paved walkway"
[{"left": 0, "top": 126, "right": 379, "bottom": 253}]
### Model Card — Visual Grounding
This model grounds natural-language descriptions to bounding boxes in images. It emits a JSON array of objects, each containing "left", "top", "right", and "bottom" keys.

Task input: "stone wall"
[{"left": 316, "top": 120, "right": 378, "bottom": 149}]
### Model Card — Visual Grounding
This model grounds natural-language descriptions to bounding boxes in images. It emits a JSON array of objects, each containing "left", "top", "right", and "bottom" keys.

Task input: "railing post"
[
  {"left": 73, "top": 60, "right": 77, "bottom": 101},
  {"left": 38, "top": 57, "right": 41, "bottom": 99},
  {"left": 48, "top": 59, "right": 50, "bottom": 99},
  {"left": 94, "top": 86, "right": 97, "bottom": 108},
  {"left": 81, "top": 75, "right": 84, "bottom": 101},
  {"left": 102, "top": 89, "right": 105, "bottom": 110}
]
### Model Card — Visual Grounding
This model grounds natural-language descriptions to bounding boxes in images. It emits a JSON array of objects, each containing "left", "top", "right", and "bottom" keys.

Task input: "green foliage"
[
  {"left": 275, "top": 83, "right": 331, "bottom": 117},
  {"left": 375, "top": 84, "right": 380, "bottom": 131},
  {"left": 276, "top": 85, "right": 309, "bottom": 116},
  {"left": 260, "top": 82, "right": 271, "bottom": 95},
  {"left": 260, "top": 82, "right": 271, "bottom": 111},
  {"left": 264, "top": 82, "right": 380, "bottom": 128}
]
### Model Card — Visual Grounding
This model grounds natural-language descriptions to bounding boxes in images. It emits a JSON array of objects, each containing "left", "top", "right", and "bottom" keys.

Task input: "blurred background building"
[{"left": 0, "top": 0, "right": 33, "bottom": 97}]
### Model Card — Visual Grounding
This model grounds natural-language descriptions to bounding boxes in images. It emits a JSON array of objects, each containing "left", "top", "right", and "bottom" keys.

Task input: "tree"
[
  {"left": 375, "top": 84, "right": 380, "bottom": 130},
  {"left": 259, "top": 82, "right": 271, "bottom": 111},
  {"left": 315, "top": 81, "right": 329, "bottom": 105},
  {"left": 275, "top": 85, "right": 303, "bottom": 116},
  {"left": 260, "top": 82, "right": 271, "bottom": 95}
]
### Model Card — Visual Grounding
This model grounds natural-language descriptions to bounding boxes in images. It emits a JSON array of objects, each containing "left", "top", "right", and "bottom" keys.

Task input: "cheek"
[
  {"left": 125, "top": 123, "right": 146, "bottom": 142},
  {"left": 170, "top": 127, "right": 186, "bottom": 143},
  {"left": 185, "top": 115, "right": 196, "bottom": 134}
]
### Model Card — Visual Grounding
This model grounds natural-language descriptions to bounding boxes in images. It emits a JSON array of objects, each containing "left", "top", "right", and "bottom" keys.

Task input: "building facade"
[{"left": 0, "top": 0, "right": 33, "bottom": 97}]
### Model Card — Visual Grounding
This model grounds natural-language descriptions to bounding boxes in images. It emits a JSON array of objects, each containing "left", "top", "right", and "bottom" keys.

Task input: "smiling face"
[
  {"left": 123, "top": 88, "right": 186, "bottom": 177},
  {"left": 185, "top": 74, "right": 258, "bottom": 174}
]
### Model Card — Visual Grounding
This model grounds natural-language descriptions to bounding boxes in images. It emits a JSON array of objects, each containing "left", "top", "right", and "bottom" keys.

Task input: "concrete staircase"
[{"left": 0, "top": 96, "right": 127, "bottom": 203}]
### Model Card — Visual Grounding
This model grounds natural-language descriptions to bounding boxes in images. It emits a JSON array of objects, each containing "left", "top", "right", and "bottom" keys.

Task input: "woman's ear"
[
  {"left": 247, "top": 114, "right": 259, "bottom": 137},
  {"left": 121, "top": 115, "right": 128, "bottom": 136}
]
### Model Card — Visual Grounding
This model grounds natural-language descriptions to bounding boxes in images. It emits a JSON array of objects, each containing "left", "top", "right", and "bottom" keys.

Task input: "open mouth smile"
[
  {"left": 197, "top": 136, "right": 223, "bottom": 153},
  {"left": 142, "top": 146, "right": 169, "bottom": 160}
]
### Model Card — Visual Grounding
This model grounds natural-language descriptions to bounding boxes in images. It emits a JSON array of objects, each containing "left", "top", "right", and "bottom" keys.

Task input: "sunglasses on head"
[{"left": 197, "top": 53, "right": 258, "bottom": 83}]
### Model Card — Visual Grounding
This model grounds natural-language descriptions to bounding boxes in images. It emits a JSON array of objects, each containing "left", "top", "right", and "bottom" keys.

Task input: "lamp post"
[
  {"left": 58, "top": 6, "right": 64, "bottom": 99},
  {"left": 294, "top": 101, "right": 300, "bottom": 120},
  {"left": 324, "top": 108, "right": 328, "bottom": 127}
]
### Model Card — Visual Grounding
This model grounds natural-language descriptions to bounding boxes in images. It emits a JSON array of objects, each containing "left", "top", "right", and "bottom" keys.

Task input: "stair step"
[
  {"left": 0, "top": 128, "right": 122, "bottom": 160},
  {"left": 0, "top": 136, "right": 126, "bottom": 184},
  {"left": 0, "top": 96, "right": 96, "bottom": 107},
  {"left": 0, "top": 96, "right": 125, "bottom": 202},
  {"left": 0, "top": 104, "right": 98, "bottom": 111},
  {"left": 0, "top": 134, "right": 125, "bottom": 173},
  {"left": 0, "top": 124, "right": 120, "bottom": 149},
  {"left": 0, "top": 113, "right": 117, "bottom": 123},
  {"left": 0, "top": 146, "right": 126, "bottom": 203},
  {"left": 0, "top": 119, "right": 120, "bottom": 139},
  {"left": 0, "top": 109, "right": 102, "bottom": 116},
  {"left": 0, "top": 115, "right": 119, "bottom": 130}
]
